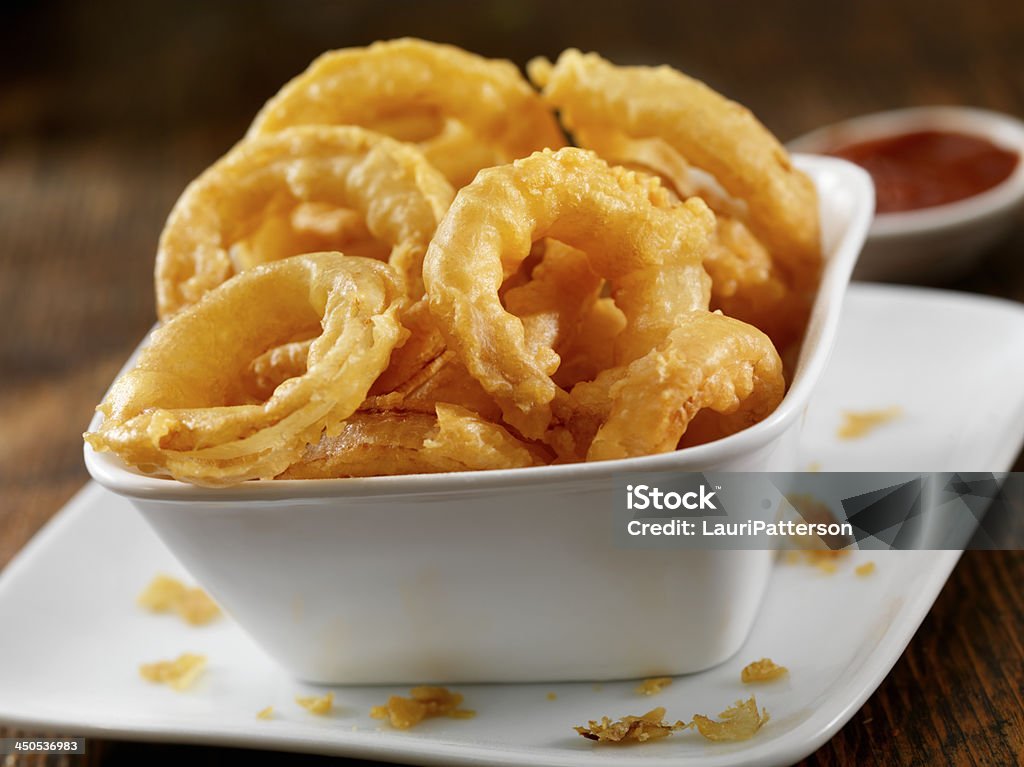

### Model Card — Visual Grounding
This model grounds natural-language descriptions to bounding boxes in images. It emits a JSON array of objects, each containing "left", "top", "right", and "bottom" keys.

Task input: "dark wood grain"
[{"left": 1, "top": 1, "right": 1022, "bottom": 765}]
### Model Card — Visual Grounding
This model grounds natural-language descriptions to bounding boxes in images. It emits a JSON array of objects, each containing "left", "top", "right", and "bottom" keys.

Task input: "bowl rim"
[
  {"left": 787, "top": 106, "right": 1024, "bottom": 239},
  {"left": 83, "top": 155, "right": 875, "bottom": 502}
]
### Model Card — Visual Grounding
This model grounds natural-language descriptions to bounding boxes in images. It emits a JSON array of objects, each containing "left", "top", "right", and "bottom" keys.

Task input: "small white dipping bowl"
[
  {"left": 84, "top": 156, "right": 873, "bottom": 685},
  {"left": 789, "top": 107, "right": 1024, "bottom": 283}
]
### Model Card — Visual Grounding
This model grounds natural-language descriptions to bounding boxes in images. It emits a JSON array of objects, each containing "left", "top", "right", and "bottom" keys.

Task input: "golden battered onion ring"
[
  {"left": 369, "top": 299, "right": 447, "bottom": 396},
  {"left": 555, "top": 312, "right": 784, "bottom": 461},
  {"left": 244, "top": 337, "right": 315, "bottom": 402},
  {"left": 279, "top": 404, "right": 547, "bottom": 478},
  {"left": 529, "top": 49, "right": 820, "bottom": 278},
  {"left": 156, "top": 125, "right": 453, "bottom": 318},
  {"left": 86, "top": 254, "right": 407, "bottom": 486},
  {"left": 248, "top": 38, "right": 566, "bottom": 187},
  {"left": 423, "top": 147, "right": 715, "bottom": 438},
  {"left": 503, "top": 238, "right": 603, "bottom": 363},
  {"left": 551, "top": 297, "right": 627, "bottom": 390}
]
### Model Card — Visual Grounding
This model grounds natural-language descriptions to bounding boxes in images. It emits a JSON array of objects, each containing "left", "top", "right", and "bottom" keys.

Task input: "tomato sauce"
[{"left": 826, "top": 130, "right": 1018, "bottom": 213}]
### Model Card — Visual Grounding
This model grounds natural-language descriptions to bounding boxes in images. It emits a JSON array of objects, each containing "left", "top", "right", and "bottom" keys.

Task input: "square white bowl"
[{"left": 84, "top": 155, "right": 873, "bottom": 683}]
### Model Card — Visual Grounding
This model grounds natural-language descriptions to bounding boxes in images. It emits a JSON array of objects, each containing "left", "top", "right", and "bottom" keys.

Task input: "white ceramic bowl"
[
  {"left": 84, "top": 156, "right": 873, "bottom": 684},
  {"left": 789, "top": 107, "right": 1024, "bottom": 283}
]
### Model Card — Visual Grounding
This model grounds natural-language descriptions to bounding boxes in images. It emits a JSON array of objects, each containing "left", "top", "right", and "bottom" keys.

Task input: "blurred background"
[{"left": 1, "top": 1, "right": 1022, "bottom": 765}]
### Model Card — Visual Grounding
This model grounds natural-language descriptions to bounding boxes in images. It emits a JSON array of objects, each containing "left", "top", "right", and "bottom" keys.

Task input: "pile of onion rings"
[{"left": 85, "top": 40, "right": 818, "bottom": 486}]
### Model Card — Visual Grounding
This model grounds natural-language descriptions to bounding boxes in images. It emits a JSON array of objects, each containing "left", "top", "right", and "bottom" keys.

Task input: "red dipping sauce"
[{"left": 826, "top": 130, "right": 1019, "bottom": 214}]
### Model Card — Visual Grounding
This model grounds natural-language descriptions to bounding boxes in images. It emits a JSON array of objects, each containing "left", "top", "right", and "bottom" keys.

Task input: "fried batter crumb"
[
  {"left": 295, "top": 692, "right": 334, "bottom": 715},
  {"left": 855, "top": 561, "right": 877, "bottom": 577},
  {"left": 635, "top": 677, "right": 673, "bottom": 696},
  {"left": 139, "top": 652, "right": 206, "bottom": 690},
  {"left": 838, "top": 407, "right": 902, "bottom": 440},
  {"left": 547, "top": 692, "right": 558, "bottom": 701},
  {"left": 370, "top": 686, "right": 474, "bottom": 730},
  {"left": 137, "top": 574, "right": 221, "bottom": 626},
  {"left": 575, "top": 707, "right": 689, "bottom": 743},
  {"left": 741, "top": 658, "right": 788, "bottom": 684},
  {"left": 257, "top": 706, "right": 274, "bottom": 720},
  {"left": 137, "top": 574, "right": 185, "bottom": 611},
  {"left": 692, "top": 696, "right": 770, "bottom": 742},
  {"left": 175, "top": 588, "right": 221, "bottom": 625},
  {"left": 783, "top": 547, "right": 852, "bottom": 574}
]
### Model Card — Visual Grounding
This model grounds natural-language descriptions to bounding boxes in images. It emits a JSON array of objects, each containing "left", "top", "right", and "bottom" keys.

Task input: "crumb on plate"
[
  {"left": 855, "top": 561, "right": 877, "bottom": 577},
  {"left": 547, "top": 692, "right": 558, "bottom": 701},
  {"left": 635, "top": 677, "right": 673, "bottom": 696},
  {"left": 137, "top": 574, "right": 221, "bottom": 626},
  {"left": 257, "top": 706, "right": 274, "bottom": 720},
  {"left": 139, "top": 652, "right": 206, "bottom": 690},
  {"left": 838, "top": 407, "right": 902, "bottom": 440},
  {"left": 741, "top": 658, "right": 788, "bottom": 684},
  {"left": 370, "top": 686, "right": 474, "bottom": 730},
  {"left": 575, "top": 707, "right": 689, "bottom": 744},
  {"left": 295, "top": 692, "right": 334, "bottom": 715},
  {"left": 692, "top": 696, "right": 770, "bottom": 742}
]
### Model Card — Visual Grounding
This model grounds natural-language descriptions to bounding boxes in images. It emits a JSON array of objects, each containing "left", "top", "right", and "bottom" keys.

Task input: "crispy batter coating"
[
  {"left": 423, "top": 147, "right": 716, "bottom": 439},
  {"left": 249, "top": 38, "right": 566, "bottom": 187},
  {"left": 280, "top": 404, "right": 548, "bottom": 478},
  {"left": 86, "top": 254, "right": 407, "bottom": 486},
  {"left": 156, "top": 125, "right": 452, "bottom": 316}
]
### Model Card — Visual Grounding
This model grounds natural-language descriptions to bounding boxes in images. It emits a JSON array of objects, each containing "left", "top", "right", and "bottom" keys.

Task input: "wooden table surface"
[{"left": 1, "top": 1, "right": 1022, "bottom": 764}]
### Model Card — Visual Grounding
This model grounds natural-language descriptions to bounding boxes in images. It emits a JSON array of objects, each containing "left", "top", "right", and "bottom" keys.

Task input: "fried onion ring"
[
  {"left": 279, "top": 404, "right": 547, "bottom": 478},
  {"left": 156, "top": 125, "right": 453, "bottom": 318},
  {"left": 86, "top": 254, "right": 407, "bottom": 486},
  {"left": 530, "top": 50, "right": 821, "bottom": 349},
  {"left": 553, "top": 312, "right": 784, "bottom": 461},
  {"left": 529, "top": 49, "right": 819, "bottom": 275},
  {"left": 248, "top": 38, "right": 566, "bottom": 187},
  {"left": 423, "top": 147, "right": 715, "bottom": 438}
]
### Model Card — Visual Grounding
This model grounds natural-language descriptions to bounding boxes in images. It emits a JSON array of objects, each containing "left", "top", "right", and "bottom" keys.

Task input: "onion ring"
[
  {"left": 423, "top": 147, "right": 715, "bottom": 438},
  {"left": 86, "top": 253, "right": 407, "bottom": 486},
  {"left": 529, "top": 49, "right": 820, "bottom": 276},
  {"left": 156, "top": 125, "right": 453, "bottom": 318},
  {"left": 280, "top": 404, "right": 547, "bottom": 478},
  {"left": 554, "top": 312, "right": 784, "bottom": 461},
  {"left": 248, "top": 38, "right": 566, "bottom": 187}
]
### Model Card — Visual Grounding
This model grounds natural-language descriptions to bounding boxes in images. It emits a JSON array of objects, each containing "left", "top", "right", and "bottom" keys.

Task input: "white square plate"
[{"left": 1, "top": 283, "right": 1023, "bottom": 766}]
